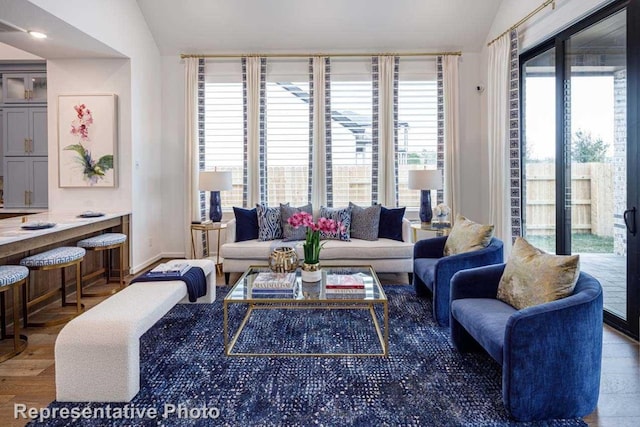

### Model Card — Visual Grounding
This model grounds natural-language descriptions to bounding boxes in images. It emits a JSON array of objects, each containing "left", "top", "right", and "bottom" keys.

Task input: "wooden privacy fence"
[
  {"left": 222, "top": 165, "right": 421, "bottom": 208},
  {"left": 218, "top": 163, "right": 613, "bottom": 238},
  {"left": 525, "top": 162, "right": 613, "bottom": 237}
]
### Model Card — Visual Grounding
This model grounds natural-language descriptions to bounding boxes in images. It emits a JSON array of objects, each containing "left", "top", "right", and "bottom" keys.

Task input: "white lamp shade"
[
  {"left": 408, "top": 169, "right": 443, "bottom": 190},
  {"left": 199, "top": 171, "right": 233, "bottom": 191}
]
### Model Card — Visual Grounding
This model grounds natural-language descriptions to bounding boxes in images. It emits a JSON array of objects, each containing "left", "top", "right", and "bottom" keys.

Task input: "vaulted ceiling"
[
  {"left": 0, "top": 0, "right": 503, "bottom": 60},
  {"left": 136, "top": 0, "right": 503, "bottom": 56}
]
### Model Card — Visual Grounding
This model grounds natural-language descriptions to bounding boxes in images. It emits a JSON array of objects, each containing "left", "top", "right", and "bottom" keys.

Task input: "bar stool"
[
  {"left": 0, "top": 266, "right": 29, "bottom": 362},
  {"left": 20, "top": 247, "right": 86, "bottom": 327},
  {"left": 77, "top": 233, "right": 127, "bottom": 297}
]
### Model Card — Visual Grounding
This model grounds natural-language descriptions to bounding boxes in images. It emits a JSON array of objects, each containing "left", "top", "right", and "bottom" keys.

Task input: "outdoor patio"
[{"left": 580, "top": 252, "right": 626, "bottom": 318}]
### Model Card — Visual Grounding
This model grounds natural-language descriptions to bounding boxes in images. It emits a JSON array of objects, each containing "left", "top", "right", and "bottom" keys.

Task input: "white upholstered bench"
[{"left": 55, "top": 259, "right": 215, "bottom": 402}]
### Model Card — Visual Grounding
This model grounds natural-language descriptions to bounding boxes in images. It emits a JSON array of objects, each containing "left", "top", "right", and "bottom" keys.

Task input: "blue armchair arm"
[
  {"left": 502, "top": 273, "right": 603, "bottom": 421},
  {"left": 413, "top": 236, "right": 448, "bottom": 259},
  {"left": 450, "top": 264, "right": 506, "bottom": 301},
  {"left": 430, "top": 238, "right": 504, "bottom": 326}
]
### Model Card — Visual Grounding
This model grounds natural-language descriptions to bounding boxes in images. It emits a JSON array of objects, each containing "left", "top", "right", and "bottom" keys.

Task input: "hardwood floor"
[
  {"left": 0, "top": 272, "right": 638, "bottom": 426},
  {"left": 585, "top": 327, "right": 640, "bottom": 427}
]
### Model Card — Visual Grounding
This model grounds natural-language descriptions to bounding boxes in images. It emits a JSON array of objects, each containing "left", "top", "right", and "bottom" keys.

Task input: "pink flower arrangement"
[{"left": 287, "top": 211, "right": 344, "bottom": 264}]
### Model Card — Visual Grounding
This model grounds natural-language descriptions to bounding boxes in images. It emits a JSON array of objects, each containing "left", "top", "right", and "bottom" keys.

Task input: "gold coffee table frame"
[{"left": 223, "top": 265, "right": 389, "bottom": 357}]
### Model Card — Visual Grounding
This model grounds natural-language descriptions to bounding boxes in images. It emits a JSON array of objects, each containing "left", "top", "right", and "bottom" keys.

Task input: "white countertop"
[{"left": 0, "top": 211, "right": 130, "bottom": 246}]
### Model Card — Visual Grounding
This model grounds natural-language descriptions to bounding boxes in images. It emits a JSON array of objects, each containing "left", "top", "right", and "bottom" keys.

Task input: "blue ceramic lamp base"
[
  {"left": 209, "top": 191, "right": 222, "bottom": 222},
  {"left": 419, "top": 190, "right": 433, "bottom": 224}
]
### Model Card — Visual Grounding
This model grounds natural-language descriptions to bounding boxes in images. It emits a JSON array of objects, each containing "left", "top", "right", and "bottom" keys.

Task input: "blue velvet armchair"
[
  {"left": 413, "top": 236, "right": 503, "bottom": 326},
  {"left": 450, "top": 264, "right": 603, "bottom": 421}
]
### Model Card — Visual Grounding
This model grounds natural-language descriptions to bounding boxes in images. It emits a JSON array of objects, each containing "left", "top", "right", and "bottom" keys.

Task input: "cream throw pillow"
[
  {"left": 497, "top": 237, "right": 580, "bottom": 310},
  {"left": 443, "top": 214, "right": 494, "bottom": 256}
]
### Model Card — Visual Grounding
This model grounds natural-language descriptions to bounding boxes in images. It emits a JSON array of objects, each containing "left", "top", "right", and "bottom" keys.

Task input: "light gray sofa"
[{"left": 221, "top": 218, "right": 414, "bottom": 284}]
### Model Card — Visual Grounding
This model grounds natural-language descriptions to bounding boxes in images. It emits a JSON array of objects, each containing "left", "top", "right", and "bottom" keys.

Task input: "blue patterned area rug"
[{"left": 32, "top": 286, "right": 586, "bottom": 426}]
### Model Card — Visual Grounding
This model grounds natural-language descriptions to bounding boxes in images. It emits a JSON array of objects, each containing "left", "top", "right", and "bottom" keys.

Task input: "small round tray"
[
  {"left": 21, "top": 222, "right": 56, "bottom": 230},
  {"left": 78, "top": 212, "right": 105, "bottom": 218}
]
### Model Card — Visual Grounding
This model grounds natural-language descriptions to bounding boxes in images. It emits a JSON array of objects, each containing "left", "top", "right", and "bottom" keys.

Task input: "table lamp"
[
  {"left": 408, "top": 169, "right": 443, "bottom": 224},
  {"left": 199, "top": 171, "right": 233, "bottom": 222}
]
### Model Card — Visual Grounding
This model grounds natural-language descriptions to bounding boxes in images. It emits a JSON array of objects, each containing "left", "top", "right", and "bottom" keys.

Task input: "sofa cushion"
[
  {"left": 451, "top": 298, "right": 516, "bottom": 365},
  {"left": 281, "top": 203, "right": 312, "bottom": 241},
  {"left": 233, "top": 207, "right": 259, "bottom": 242},
  {"left": 223, "top": 237, "right": 413, "bottom": 261},
  {"left": 497, "top": 237, "right": 580, "bottom": 310},
  {"left": 413, "top": 258, "right": 439, "bottom": 292},
  {"left": 221, "top": 239, "right": 288, "bottom": 259},
  {"left": 349, "top": 202, "right": 381, "bottom": 241},
  {"left": 318, "top": 238, "right": 413, "bottom": 260},
  {"left": 319, "top": 206, "right": 352, "bottom": 241},
  {"left": 443, "top": 214, "right": 494, "bottom": 256},
  {"left": 256, "top": 204, "right": 287, "bottom": 241},
  {"left": 378, "top": 206, "right": 406, "bottom": 241}
]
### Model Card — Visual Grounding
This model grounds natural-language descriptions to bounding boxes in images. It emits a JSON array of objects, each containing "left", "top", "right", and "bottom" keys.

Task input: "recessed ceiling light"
[{"left": 28, "top": 31, "right": 47, "bottom": 39}]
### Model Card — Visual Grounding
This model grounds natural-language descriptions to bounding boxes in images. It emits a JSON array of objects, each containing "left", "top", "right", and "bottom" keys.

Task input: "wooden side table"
[
  {"left": 190, "top": 221, "right": 227, "bottom": 275},
  {"left": 411, "top": 223, "right": 451, "bottom": 242}
]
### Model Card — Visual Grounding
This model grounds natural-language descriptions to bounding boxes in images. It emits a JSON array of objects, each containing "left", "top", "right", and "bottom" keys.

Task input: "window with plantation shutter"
[
  {"left": 397, "top": 57, "right": 438, "bottom": 209},
  {"left": 203, "top": 56, "right": 439, "bottom": 212},
  {"left": 330, "top": 58, "right": 373, "bottom": 207},
  {"left": 203, "top": 60, "right": 244, "bottom": 208},
  {"left": 265, "top": 59, "right": 311, "bottom": 206}
]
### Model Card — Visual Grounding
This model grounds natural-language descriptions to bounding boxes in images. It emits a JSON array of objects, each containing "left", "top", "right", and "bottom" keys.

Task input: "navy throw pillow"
[
  {"left": 378, "top": 206, "right": 406, "bottom": 241},
  {"left": 233, "top": 207, "right": 259, "bottom": 242}
]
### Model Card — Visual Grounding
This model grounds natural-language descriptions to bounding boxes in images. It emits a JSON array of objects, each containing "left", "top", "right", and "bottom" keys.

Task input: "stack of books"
[
  {"left": 146, "top": 262, "right": 191, "bottom": 277},
  {"left": 251, "top": 272, "right": 296, "bottom": 297},
  {"left": 325, "top": 274, "right": 366, "bottom": 297}
]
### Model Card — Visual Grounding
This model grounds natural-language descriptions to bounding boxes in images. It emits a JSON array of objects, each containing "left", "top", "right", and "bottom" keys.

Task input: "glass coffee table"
[{"left": 223, "top": 265, "right": 388, "bottom": 357}]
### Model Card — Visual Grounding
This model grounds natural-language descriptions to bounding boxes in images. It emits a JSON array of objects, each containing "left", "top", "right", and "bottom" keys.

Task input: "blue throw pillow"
[
  {"left": 233, "top": 207, "right": 259, "bottom": 242},
  {"left": 319, "top": 206, "right": 352, "bottom": 241},
  {"left": 378, "top": 206, "right": 406, "bottom": 241},
  {"left": 256, "top": 203, "right": 286, "bottom": 241}
]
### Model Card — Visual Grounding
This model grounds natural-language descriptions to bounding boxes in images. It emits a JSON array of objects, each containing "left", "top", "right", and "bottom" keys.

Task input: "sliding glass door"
[
  {"left": 521, "top": 0, "right": 639, "bottom": 338},
  {"left": 522, "top": 48, "right": 556, "bottom": 254},
  {"left": 567, "top": 10, "right": 628, "bottom": 322}
]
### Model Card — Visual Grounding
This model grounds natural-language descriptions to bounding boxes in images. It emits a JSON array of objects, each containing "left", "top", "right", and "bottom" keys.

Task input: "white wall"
[
  {"left": 0, "top": 41, "right": 41, "bottom": 60},
  {"left": 160, "top": 56, "right": 187, "bottom": 257},
  {"left": 456, "top": 53, "right": 485, "bottom": 222},
  {"left": 46, "top": 59, "right": 132, "bottom": 213},
  {"left": 29, "top": 0, "right": 163, "bottom": 272}
]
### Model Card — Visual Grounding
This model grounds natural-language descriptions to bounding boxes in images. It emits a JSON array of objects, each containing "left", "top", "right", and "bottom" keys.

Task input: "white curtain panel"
[
  {"left": 379, "top": 56, "right": 397, "bottom": 206},
  {"left": 184, "top": 57, "right": 200, "bottom": 256},
  {"left": 442, "top": 55, "right": 461, "bottom": 220},
  {"left": 245, "top": 57, "right": 262, "bottom": 206},
  {"left": 311, "top": 56, "right": 328, "bottom": 208},
  {"left": 488, "top": 33, "right": 512, "bottom": 256}
]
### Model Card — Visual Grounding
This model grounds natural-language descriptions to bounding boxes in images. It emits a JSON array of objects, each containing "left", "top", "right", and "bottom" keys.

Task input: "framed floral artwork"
[{"left": 58, "top": 94, "right": 118, "bottom": 187}]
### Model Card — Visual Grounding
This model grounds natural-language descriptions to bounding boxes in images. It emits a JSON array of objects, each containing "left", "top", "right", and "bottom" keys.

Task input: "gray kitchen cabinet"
[
  {"left": 3, "top": 157, "right": 48, "bottom": 208},
  {"left": 2, "top": 73, "right": 47, "bottom": 103},
  {"left": 2, "top": 107, "right": 48, "bottom": 156}
]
